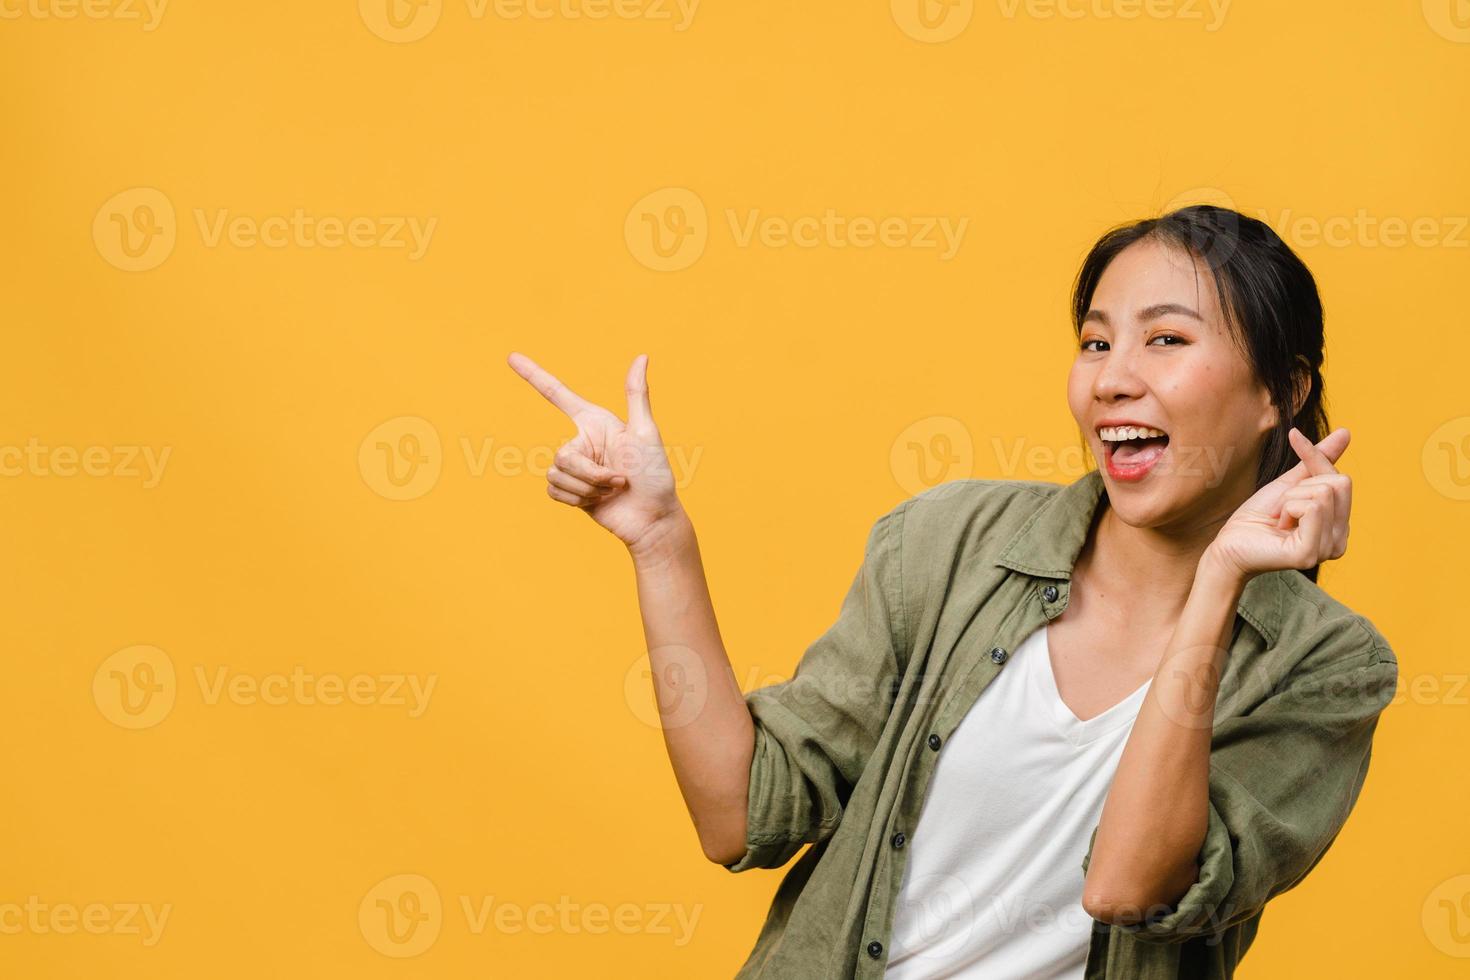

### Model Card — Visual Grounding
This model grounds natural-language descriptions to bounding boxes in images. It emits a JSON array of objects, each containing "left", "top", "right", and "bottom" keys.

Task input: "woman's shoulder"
[
  {"left": 1269, "top": 570, "right": 1398, "bottom": 673},
  {"left": 883, "top": 477, "right": 1063, "bottom": 557}
]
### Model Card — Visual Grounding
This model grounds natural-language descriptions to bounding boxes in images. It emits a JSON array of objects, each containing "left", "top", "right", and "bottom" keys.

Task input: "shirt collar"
[{"left": 993, "top": 468, "right": 1284, "bottom": 644}]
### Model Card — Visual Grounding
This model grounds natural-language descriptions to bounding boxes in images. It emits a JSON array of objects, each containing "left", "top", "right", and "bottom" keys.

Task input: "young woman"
[{"left": 507, "top": 205, "right": 1398, "bottom": 979}]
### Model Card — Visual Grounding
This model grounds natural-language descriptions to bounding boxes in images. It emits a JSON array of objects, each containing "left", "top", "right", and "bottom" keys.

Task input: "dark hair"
[{"left": 1070, "top": 204, "right": 1329, "bottom": 582}]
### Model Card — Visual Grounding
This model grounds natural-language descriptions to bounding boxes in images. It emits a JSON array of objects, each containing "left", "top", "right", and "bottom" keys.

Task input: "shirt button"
[
  {"left": 927, "top": 733, "right": 942, "bottom": 751},
  {"left": 1043, "top": 585, "right": 1059, "bottom": 602},
  {"left": 891, "top": 831, "right": 906, "bottom": 849},
  {"left": 867, "top": 940, "right": 884, "bottom": 959},
  {"left": 990, "top": 646, "right": 1008, "bottom": 664}
]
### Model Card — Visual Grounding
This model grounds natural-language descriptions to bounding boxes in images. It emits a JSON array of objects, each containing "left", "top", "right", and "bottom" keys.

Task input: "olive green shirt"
[{"left": 721, "top": 468, "right": 1397, "bottom": 979}]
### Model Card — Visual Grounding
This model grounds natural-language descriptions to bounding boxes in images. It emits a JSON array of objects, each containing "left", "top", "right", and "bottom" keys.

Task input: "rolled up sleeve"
[
  {"left": 1082, "top": 637, "right": 1398, "bottom": 942},
  {"left": 722, "top": 504, "right": 908, "bottom": 873}
]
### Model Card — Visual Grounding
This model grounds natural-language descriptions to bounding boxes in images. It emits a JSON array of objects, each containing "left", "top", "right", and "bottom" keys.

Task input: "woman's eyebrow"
[
  {"left": 1139, "top": 302, "right": 1203, "bottom": 321},
  {"left": 1081, "top": 303, "right": 1202, "bottom": 326}
]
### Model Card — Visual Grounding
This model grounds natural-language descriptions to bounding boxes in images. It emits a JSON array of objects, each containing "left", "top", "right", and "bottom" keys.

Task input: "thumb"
[{"left": 626, "top": 353, "right": 654, "bottom": 429}]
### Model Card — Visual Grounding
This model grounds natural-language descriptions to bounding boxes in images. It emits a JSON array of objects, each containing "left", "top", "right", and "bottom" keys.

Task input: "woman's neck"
[{"left": 1075, "top": 499, "right": 1233, "bottom": 629}]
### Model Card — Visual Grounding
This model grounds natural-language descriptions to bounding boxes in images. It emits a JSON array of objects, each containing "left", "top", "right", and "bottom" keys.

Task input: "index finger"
[
  {"left": 507, "top": 351, "right": 593, "bottom": 418},
  {"left": 1284, "top": 426, "right": 1350, "bottom": 481}
]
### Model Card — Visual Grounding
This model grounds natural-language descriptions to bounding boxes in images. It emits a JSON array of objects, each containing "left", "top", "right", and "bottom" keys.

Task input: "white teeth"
[{"left": 1099, "top": 425, "right": 1167, "bottom": 442}]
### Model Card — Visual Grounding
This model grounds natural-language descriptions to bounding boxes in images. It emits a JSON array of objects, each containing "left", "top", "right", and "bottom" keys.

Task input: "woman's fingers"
[
  {"left": 547, "top": 443, "right": 630, "bottom": 508},
  {"left": 555, "top": 445, "right": 626, "bottom": 488},
  {"left": 1244, "top": 428, "right": 1349, "bottom": 520},
  {"left": 1323, "top": 481, "right": 1346, "bottom": 558},
  {"left": 548, "top": 465, "right": 616, "bottom": 499},
  {"left": 1276, "top": 482, "right": 1332, "bottom": 533},
  {"left": 1283, "top": 426, "right": 1350, "bottom": 482},
  {"left": 1276, "top": 483, "right": 1325, "bottom": 529},
  {"left": 625, "top": 354, "right": 654, "bottom": 431},
  {"left": 1293, "top": 494, "right": 1326, "bottom": 565},
  {"left": 1320, "top": 473, "right": 1351, "bottom": 556},
  {"left": 1331, "top": 482, "right": 1351, "bottom": 558},
  {"left": 1284, "top": 474, "right": 1351, "bottom": 555},
  {"left": 547, "top": 482, "right": 595, "bottom": 509},
  {"left": 1274, "top": 479, "right": 1350, "bottom": 563},
  {"left": 508, "top": 351, "right": 598, "bottom": 420}
]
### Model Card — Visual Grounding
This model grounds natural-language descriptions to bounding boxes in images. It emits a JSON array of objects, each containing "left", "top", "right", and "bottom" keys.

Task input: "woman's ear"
[
  {"left": 1289, "top": 354, "right": 1312, "bottom": 418},
  {"left": 1254, "top": 377, "right": 1279, "bottom": 437}
]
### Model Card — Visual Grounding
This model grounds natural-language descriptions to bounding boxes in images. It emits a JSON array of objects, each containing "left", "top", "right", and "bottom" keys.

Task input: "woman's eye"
[
  {"left": 1150, "top": 334, "right": 1185, "bottom": 346},
  {"left": 1081, "top": 339, "right": 1107, "bottom": 352}
]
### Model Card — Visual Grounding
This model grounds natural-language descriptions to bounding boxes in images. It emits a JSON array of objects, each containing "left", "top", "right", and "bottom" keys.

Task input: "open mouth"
[{"left": 1098, "top": 424, "right": 1170, "bottom": 480}]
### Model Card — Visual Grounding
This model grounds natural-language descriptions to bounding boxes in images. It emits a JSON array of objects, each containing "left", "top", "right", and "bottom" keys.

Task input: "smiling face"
[{"left": 1067, "top": 237, "right": 1279, "bottom": 530}]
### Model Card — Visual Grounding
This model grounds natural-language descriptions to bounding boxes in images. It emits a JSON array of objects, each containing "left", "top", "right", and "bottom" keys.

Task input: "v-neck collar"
[{"left": 1026, "top": 623, "right": 1152, "bottom": 747}]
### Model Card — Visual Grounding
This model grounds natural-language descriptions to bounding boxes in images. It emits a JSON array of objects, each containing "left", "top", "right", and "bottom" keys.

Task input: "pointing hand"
[{"left": 508, "top": 352, "right": 683, "bottom": 552}]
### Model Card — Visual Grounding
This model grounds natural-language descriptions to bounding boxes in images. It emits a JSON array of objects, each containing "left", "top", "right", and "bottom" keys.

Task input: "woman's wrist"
[
  {"left": 1196, "top": 545, "right": 1252, "bottom": 597},
  {"left": 627, "top": 507, "right": 696, "bottom": 570}
]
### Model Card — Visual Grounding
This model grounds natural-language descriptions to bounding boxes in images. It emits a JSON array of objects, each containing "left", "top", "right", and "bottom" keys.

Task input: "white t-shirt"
[{"left": 884, "top": 623, "right": 1152, "bottom": 979}]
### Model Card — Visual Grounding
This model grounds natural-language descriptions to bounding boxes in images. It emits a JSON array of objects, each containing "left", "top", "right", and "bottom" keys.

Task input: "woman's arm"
[
  {"left": 1084, "top": 426, "right": 1355, "bottom": 924},
  {"left": 507, "top": 352, "right": 754, "bottom": 865},
  {"left": 627, "top": 509, "right": 756, "bottom": 866},
  {"left": 1081, "top": 550, "right": 1246, "bottom": 924}
]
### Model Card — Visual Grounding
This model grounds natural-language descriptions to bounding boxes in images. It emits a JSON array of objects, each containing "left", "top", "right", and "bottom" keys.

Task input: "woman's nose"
[{"left": 1093, "top": 348, "right": 1147, "bottom": 400}]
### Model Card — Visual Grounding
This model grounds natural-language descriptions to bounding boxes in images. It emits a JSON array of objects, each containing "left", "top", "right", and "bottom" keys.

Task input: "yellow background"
[{"left": 3, "top": 0, "right": 1468, "bottom": 975}]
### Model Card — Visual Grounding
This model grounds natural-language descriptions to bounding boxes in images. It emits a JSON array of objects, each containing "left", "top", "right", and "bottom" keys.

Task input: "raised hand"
[
  {"left": 1206, "top": 426, "right": 1352, "bottom": 580},
  {"left": 507, "top": 351, "right": 683, "bottom": 551}
]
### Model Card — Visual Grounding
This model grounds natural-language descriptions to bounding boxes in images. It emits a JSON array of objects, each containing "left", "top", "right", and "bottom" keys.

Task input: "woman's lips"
[{"left": 1104, "top": 438, "right": 1168, "bottom": 482}]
